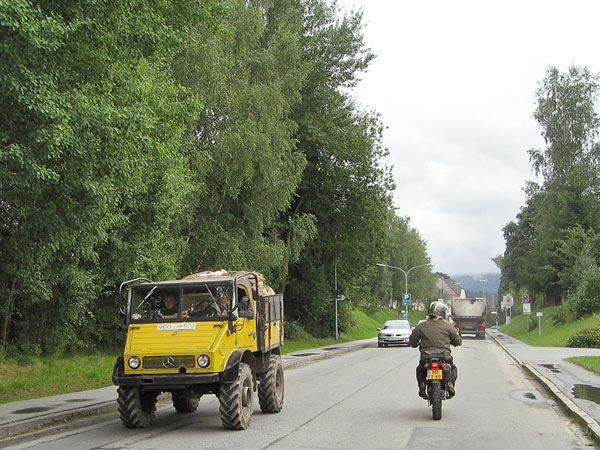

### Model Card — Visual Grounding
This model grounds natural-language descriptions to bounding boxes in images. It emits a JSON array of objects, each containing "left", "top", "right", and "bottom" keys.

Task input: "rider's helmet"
[{"left": 428, "top": 301, "right": 449, "bottom": 319}]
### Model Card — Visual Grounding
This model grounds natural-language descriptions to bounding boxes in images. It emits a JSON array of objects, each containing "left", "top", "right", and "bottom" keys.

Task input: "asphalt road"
[{"left": 4, "top": 338, "right": 594, "bottom": 449}]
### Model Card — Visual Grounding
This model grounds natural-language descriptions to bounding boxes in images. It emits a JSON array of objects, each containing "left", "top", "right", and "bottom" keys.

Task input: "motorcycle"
[{"left": 422, "top": 349, "right": 453, "bottom": 420}]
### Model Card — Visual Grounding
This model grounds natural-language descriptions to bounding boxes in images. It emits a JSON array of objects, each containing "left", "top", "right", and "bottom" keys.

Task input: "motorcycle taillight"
[{"left": 430, "top": 362, "right": 439, "bottom": 369}]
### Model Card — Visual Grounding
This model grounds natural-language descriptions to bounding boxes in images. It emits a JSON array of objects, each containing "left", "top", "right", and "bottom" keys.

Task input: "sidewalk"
[
  {"left": 488, "top": 328, "right": 600, "bottom": 443},
  {"left": 0, "top": 337, "right": 377, "bottom": 441}
]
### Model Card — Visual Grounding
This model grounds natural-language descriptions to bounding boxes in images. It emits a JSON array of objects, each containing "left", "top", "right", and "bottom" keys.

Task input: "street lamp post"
[
  {"left": 376, "top": 263, "right": 433, "bottom": 318},
  {"left": 479, "top": 278, "right": 488, "bottom": 299}
]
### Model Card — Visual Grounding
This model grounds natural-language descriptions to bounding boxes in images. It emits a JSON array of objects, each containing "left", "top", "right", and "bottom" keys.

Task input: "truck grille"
[{"left": 142, "top": 355, "right": 196, "bottom": 369}]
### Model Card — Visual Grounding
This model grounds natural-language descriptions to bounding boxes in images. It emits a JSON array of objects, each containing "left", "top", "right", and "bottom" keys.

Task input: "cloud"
[{"left": 337, "top": 0, "right": 600, "bottom": 274}]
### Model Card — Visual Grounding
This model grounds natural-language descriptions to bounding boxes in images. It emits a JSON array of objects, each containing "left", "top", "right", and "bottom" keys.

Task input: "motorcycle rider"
[{"left": 409, "top": 301, "right": 461, "bottom": 398}]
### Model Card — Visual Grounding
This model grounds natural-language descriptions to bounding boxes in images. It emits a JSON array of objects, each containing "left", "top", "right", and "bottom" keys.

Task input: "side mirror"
[{"left": 377, "top": 327, "right": 382, "bottom": 331}]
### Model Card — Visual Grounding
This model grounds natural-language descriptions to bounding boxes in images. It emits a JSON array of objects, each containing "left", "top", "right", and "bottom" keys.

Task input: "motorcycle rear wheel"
[{"left": 430, "top": 381, "right": 442, "bottom": 420}]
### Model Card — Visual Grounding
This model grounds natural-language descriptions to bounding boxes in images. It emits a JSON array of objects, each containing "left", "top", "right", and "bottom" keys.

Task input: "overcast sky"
[{"left": 336, "top": 0, "right": 600, "bottom": 276}]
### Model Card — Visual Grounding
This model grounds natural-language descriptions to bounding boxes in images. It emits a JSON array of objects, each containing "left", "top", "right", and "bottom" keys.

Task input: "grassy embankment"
[
  {"left": 0, "top": 307, "right": 424, "bottom": 404},
  {"left": 499, "top": 305, "right": 600, "bottom": 375}
]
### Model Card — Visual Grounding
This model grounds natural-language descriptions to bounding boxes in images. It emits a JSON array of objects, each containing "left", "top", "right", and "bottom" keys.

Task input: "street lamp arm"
[
  {"left": 376, "top": 262, "right": 432, "bottom": 276},
  {"left": 375, "top": 262, "right": 406, "bottom": 276},
  {"left": 406, "top": 263, "right": 433, "bottom": 275}
]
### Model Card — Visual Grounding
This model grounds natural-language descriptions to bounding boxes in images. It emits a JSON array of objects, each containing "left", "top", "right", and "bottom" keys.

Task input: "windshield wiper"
[{"left": 137, "top": 286, "right": 157, "bottom": 311}]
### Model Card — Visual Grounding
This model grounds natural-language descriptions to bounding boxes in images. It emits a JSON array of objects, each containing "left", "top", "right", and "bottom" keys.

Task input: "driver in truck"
[
  {"left": 409, "top": 301, "right": 462, "bottom": 398},
  {"left": 159, "top": 293, "right": 178, "bottom": 317}
]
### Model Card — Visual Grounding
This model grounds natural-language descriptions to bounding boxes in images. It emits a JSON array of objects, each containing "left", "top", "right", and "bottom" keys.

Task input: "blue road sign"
[{"left": 403, "top": 293, "right": 411, "bottom": 305}]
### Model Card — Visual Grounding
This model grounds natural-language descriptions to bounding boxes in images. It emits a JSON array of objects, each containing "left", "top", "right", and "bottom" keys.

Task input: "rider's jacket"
[{"left": 409, "top": 317, "right": 461, "bottom": 357}]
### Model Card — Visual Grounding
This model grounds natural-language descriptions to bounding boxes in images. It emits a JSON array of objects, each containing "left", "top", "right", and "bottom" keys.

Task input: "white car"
[{"left": 377, "top": 320, "right": 412, "bottom": 347}]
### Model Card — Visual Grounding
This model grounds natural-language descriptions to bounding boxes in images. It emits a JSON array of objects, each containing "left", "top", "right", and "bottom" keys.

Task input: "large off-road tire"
[
  {"left": 429, "top": 381, "right": 442, "bottom": 420},
  {"left": 219, "top": 362, "right": 254, "bottom": 430},
  {"left": 171, "top": 391, "right": 200, "bottom": 413},
  {"left": 258, "top": 355, "right": 284, "bottom": 413},
  {"left": 117, "top": 386, "right": 158, "bottom": 428}
]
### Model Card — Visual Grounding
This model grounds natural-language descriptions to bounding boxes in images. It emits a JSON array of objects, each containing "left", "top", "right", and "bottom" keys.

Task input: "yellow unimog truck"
[{"left": 112, "top": 270, "right": 284, "bottom": 430}]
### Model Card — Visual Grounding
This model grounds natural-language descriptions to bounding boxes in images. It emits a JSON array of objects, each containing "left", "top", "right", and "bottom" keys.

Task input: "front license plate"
[{"left": 426, "top": 369, "right": 442, "bottom": 380}]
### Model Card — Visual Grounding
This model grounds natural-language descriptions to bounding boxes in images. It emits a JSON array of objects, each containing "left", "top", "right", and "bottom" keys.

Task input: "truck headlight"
[
  {"left": 197, "top": 354, "right": 210, "bottom": 368},
  {"left": 128, "top": 356, "right": 141, "bottom": 369}
]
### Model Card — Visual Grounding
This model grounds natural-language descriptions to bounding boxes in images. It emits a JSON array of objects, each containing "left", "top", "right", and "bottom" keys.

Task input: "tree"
[
  {"left": 282, "top": 0, "right": 394, "bottom": 336},
  {"left": 367, "top": 213, "right": 433, "bottom": 313},
  {"left": 0, "top": 0, "right": 432, "bottom": 351},
  {"left": 501, "top": 65, "right": 600, "bottom": 307},
  {"left": 0, "top": 0, "right": 219, "bottom": 353},
  {"left": 175, "top": 0, "right": 308, "bottom": 288}
]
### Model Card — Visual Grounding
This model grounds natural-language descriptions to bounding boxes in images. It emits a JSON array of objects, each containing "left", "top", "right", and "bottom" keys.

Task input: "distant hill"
[{"left": 452, "top": 273, "right": 500, "bottom": 299}]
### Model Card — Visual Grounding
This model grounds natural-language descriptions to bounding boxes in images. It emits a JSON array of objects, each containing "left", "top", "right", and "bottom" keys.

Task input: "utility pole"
[{"left": 333, "top": 261, "right": 346, "bottom": 340}]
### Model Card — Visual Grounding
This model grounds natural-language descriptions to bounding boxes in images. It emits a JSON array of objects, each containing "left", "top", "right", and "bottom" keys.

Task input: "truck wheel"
[
  {"left": 117, "top": 386, "right": 158, "bottom": 428},
  {"left": 219, "top": 362, "right": 254, "bottom": 430},
  {"left": 258, "top": 355, "right": 284, "bottom": 413},
  {"left": 171, "top": 391, "right": 200, "bottom": 413},
  {"left": 430, "top": 381, "right": 442, "bottom": 420}
]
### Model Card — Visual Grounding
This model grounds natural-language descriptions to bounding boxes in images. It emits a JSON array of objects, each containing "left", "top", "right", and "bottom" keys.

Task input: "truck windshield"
[{"left": 129, "top": 283, "right": 234, "bottom": 321}]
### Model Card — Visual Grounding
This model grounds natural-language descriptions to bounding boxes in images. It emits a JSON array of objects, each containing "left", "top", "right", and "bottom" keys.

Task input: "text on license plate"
[{"left": 427, "top": 369, "right": 442, "bottom": 380}]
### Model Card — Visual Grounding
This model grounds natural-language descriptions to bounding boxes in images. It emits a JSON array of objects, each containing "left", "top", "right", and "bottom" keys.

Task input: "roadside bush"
[
  {"left": 568, "top": 264, "right": 600, "bottom": 318},
  {"left": 283, "top": 320, "right": 309, "bottom": 340},
  {"left": 567, "top": 327, "right": 600, "bottom": 348}
]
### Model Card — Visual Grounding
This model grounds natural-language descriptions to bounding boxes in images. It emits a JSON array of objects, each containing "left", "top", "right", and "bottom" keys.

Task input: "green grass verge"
[
  {"left": 499, "top": 306, "right": 600, "bottom": 376},
  {"left": 499, "top": 306, "right": 600, "bottom": 347},
  {"left": 0, "top": 352, "right": 118, "bottom": 404},
  {"left": 0, "top": 307, "right": 426, "bottom": 404},
  {"left": 565, "top": 356, "right": 600, "bottom": 375}
]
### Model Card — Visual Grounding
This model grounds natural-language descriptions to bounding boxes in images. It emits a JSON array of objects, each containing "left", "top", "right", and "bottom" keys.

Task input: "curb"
[
  {"left": 0, "top": 401, "right": 117, "bottom": 441},
  {"left": 0, "top": 341, "right": 374, "bottom": 442},
  {"left": 489, "top": 331, "right": 600, "bottom": 444},
  {"left": 281, "top": 340, "right": 375, "bottom": 370}
]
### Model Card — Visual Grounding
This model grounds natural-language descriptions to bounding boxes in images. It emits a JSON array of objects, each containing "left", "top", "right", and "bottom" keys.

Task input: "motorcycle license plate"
[{"left": 427, "top": 369, "right": 442, "bottom": 380}]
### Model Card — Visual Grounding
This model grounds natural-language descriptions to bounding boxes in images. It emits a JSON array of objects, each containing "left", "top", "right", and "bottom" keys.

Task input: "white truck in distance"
[{"left": 449, "top": 293, "right": 487, "bottom": 339}]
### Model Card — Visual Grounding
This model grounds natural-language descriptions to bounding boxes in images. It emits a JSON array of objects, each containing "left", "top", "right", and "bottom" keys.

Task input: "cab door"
[{"left": 234, "top": 280, "right": 258, "bottom": 351}]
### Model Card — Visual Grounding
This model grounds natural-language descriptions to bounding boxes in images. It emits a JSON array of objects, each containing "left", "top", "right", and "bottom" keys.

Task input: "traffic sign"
[
  {"left": 402, "top": 293, "right": 411, "bottom": 305},
  {"left": 522, "top": 294, "right": 529, "bottom": 303},
  {"left": 523, "top": 303, "right": 531, "bottom": 314}
]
